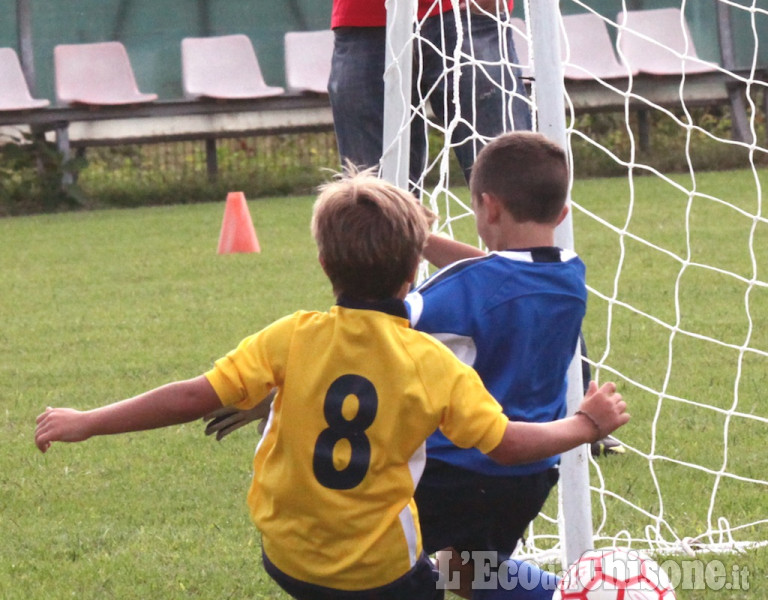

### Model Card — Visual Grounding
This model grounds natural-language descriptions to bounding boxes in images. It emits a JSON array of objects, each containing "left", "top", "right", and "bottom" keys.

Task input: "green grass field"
[{"left": 2, "top": 171, "right": 767, "bottom": 598}]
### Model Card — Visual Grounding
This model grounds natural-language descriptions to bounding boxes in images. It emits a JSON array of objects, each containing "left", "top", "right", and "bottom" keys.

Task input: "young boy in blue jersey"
[
  {"left": 35, "top": 171, "right": 627, "bottom": 600},
  {"left": 408, "top": 131, "right": 593, "bottom": 600}
]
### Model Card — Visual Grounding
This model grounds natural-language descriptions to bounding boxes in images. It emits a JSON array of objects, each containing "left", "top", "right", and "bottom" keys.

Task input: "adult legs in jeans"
[
  {"left": 455, "top": 12, "right": 532, "bottom": 179},
  {"left": 328, "top": 26, "right": 425, "bottom": 184},
  {"left": 416, "top": 11, "right": 532, "bottom": 183},
  {"left": 328, "top": 27, "right": 388, "bottom": 172},
  {"left": 329, "top": 13, "right": 531, "bottom": 186}
]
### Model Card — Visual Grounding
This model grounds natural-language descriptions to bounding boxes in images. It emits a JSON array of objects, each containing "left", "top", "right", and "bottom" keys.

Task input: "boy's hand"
[
  {"left": 35, "top": 407, "right": 92, "bottom": 453},
  {"left": 203, "top": 389, "right": 275, "bottom": 440},
  {"left": 576, "top": 381, "right": 629, "bottom": 443}
]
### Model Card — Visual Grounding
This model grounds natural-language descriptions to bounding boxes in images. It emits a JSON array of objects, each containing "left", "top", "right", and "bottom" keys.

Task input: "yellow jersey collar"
[{"left": 336, "top": 295, "right": 409, "bottom": 320}]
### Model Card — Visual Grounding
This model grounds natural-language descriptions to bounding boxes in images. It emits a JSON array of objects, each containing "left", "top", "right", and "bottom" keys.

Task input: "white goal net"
[{"left": 385, "top": 0, "right": 768, "bottom": 564}]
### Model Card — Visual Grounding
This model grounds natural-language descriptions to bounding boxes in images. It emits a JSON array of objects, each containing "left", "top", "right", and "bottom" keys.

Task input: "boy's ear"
[
  {"left": 482, "top": 192, "right": 503, "bottom": 222},
  {"left": 556, "top": 204, "right": 570, "bottom": 226},
  {"left": 398, "top": 263, "right": 419, "bottom": 298}
]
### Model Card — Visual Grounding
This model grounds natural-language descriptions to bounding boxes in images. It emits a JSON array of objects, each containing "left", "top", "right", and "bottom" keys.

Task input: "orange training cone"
[{"left": 217, "top": 191, "right": 261, "bottom": 254}]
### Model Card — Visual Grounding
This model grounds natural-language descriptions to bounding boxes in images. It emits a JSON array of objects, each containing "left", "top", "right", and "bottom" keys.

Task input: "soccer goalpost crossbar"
[{"left": 382, "top": 0, "right": 768, "bottom": 568}]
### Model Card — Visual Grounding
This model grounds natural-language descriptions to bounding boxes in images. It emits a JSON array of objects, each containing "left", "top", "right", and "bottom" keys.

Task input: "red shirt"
[{"left": 331, "top": 0, "right": 513, "bottom": 28}]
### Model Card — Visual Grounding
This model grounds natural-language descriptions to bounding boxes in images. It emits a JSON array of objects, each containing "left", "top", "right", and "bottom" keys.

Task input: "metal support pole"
[
  {"left": 716, "top": 2, "right": 750, "bottom": 144},
  {"left": 17, "top": 0, "right": 36, "bottom": 94},
  {"left": 205, "top": 137, "right": 218, "bottom": 181}
]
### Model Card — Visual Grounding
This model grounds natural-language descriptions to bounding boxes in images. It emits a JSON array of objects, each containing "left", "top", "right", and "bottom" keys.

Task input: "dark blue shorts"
[
  {"left": 415, "top": 459, "right": 559, "bottom": 554},
  {"left": 263, "top": 550, "right": 443, "bottom": 600}
]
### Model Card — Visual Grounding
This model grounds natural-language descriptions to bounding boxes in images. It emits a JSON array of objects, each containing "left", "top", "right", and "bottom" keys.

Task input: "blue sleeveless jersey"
[{"left": 406, "top": 248, "right": 587, "bottom": 476}]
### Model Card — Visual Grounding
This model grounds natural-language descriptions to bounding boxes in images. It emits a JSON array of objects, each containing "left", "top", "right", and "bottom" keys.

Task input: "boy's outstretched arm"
[
  {"left": 422, "top": 234, "right": 486, "bottom": 269},
  {"left": 35, "top": 375, "right": 222, "bottom": 453},
  {"left": 487, "top": 381, "right": 629, "bottom": 466}
]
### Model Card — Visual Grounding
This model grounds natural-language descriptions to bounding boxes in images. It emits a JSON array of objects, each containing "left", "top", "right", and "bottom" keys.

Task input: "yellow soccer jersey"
[{"left": 205, "top": 297, "right": 508, "bottom": 591}]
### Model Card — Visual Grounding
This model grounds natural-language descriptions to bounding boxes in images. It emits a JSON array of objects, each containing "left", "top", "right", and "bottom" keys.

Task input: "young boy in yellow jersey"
[{"left": 35, "top": 170, "right": 629, "bottom": 600}]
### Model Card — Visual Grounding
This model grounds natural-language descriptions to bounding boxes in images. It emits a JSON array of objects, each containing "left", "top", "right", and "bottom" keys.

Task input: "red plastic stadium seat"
[
  {"left": 284, "top": 30, "right": 334, "bottom": 94},
  {"left": 0, "top": 47, "right": 49, "bottom": 110},
  {"left": 617, "top": 8, "right": 718, "bottom": 76},
  {"left": 54, "top": 41, "right": 158, "bottom": 106},
  {"left": 181, "top": 34, "right": 284, "bottom": 100}
]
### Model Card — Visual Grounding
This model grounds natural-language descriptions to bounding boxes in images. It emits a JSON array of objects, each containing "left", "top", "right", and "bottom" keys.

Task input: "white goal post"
[{"left": 384, "top": 0, "right": 768, "bottom": 567}]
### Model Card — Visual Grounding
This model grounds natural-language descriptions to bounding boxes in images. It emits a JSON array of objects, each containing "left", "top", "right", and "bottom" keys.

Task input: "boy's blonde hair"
[
  {"left": 311, "top": 169, "right": 433, "bottom": 300},
  {"left": 470, "top": 131, "right": 569, "bottom": 224}
]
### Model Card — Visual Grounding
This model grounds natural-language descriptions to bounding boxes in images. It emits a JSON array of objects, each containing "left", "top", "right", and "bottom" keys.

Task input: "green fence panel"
[
  {"left": 1, "top": 0, "right": 765, "bottom": 106},
  {"left": 1, "top": 0, "right": 333, "bottom": 102}
]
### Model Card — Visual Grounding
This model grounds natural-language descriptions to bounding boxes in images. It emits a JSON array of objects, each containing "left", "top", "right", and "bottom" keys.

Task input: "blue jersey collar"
[{"left": 505, "top": 246, "right": 563, "bottom": 263}]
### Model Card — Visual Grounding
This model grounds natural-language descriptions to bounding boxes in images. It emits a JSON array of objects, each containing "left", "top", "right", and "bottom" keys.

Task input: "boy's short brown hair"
[
  {"left": 312, "top": 170, "right": 432, "bottom": 300},
  {"left": 470, "top": 131, "right": 569, "bottom": 223}
]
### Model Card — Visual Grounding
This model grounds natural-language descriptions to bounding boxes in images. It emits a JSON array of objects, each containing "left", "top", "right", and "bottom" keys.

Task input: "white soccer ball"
[{"left": 553, "top": 548, "right": 676, "bottom": 600}]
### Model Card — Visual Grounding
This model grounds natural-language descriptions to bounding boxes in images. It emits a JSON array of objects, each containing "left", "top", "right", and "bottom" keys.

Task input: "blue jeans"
[{"left": 328, "top": 11, "right": 531, "bottom": 185}]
